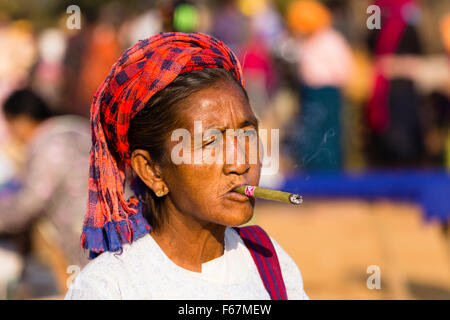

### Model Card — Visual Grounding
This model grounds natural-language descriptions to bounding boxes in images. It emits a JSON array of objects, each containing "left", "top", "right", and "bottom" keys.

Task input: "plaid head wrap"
[{"left": 82, "top": 32, "right": 244, "bottom": 258}]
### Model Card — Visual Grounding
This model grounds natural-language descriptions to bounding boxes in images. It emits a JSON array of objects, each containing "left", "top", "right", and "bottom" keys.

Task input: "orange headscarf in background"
[{"left": 286, "top": 0, "right": 331, "bottom": 35}]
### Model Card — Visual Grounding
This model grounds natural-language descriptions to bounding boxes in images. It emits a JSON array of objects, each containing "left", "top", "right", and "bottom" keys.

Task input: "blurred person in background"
[
  {"left": 237, "top": 0, "right": 282, "bottom": 120},
  {"left": 0, "top": 89, "right": 90, "bottom": 297},
  {"left": 62, "top": 4, "right": 122, "bottom": 117},
  {"left": 30, "top": 28, "right": 67, "bottom": 110},
  {"left": 287, "top": 0, "right": 354, "bottom": 171},
  {"left": 437, "top": 13, "right": 450, "bottom": 170},
  {"left": 211, "top": 0, "right": 250, "bottom": 58},
  {"left": 0, "top": 19, "right": 39, "bottom": 298},
  {"left": 366, "top": 0, "right": 425, "bottom": 168}
]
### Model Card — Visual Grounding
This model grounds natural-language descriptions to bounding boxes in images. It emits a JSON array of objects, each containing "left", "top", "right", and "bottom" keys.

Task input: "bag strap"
[{"left": 233, "top": 225, "right": 287, "bottom": 300}]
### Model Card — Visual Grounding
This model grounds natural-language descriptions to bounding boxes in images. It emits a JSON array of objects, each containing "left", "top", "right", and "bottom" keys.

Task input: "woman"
[{"left": 65, "top": 32, "right": 308, "bottom": 300}]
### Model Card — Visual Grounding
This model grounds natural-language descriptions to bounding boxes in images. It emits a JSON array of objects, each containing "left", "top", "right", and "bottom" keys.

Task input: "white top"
[
  {"left": 65, "top": 227, "right": 309, "bottom": 300},
  {"left": 297, "top": 28, "right": 353, "bottom": 88}
]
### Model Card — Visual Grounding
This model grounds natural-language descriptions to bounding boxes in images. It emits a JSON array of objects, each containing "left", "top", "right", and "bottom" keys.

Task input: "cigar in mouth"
[{"left": 232, "top": 185, "right": 303, "bottom": 205}]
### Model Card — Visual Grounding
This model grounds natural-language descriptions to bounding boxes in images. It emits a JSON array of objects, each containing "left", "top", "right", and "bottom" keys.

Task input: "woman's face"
[{"left": 162, "top": 79, "right": 261, "bottom": 227}]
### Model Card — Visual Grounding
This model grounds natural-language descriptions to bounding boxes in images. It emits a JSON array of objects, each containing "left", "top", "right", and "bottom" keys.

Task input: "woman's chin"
[{"left": 220, "top": 207, "right": 254, "bottom": 227}]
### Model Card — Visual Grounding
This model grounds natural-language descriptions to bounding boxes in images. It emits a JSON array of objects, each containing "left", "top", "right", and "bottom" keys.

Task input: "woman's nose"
[{"left": 222, "top": 134, "right": 251, "bottom": 175}]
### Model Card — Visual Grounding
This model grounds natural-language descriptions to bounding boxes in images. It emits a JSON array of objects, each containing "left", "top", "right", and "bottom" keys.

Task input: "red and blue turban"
[{"left": 82, "top": 32, "right": 244, "bottom": 258}]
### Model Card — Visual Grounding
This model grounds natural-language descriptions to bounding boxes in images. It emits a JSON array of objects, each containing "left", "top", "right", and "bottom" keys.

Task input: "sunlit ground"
[{"left": 254, "top": 199, "right": 450, "bottom": 300}]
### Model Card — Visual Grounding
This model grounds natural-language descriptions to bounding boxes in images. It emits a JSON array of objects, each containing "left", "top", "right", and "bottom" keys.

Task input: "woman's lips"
[{"left": 224, "top": 190, "right": 250, "bottom": 202}]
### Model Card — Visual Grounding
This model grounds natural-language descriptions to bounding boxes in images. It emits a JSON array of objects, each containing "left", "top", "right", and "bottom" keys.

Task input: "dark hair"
[
  {"left": 2, "top": 88, "right": 53, "bottom": 122},
  {"left": 128, "top": 67, "right": 248, "bottom": 231}
]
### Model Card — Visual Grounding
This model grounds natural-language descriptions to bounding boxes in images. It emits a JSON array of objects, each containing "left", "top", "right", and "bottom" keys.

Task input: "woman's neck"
[{"left": 150, "top": 206, "right": 226, "bottom": 273}]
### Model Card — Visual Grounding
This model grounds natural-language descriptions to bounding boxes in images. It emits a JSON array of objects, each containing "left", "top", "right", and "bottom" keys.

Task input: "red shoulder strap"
[{"left": 233, "top": 225, "right": 287, "bottom": 300}]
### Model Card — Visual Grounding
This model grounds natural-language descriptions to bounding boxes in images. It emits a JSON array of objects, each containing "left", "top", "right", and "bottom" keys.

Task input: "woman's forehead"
[{"left": 177, "top": 83, "right": 257, "bottom": 130}]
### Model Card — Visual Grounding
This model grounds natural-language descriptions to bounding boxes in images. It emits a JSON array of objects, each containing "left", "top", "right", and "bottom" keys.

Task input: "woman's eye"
[
  {"left": 204, "top": 138, "right": 216, "bottom": 147},
  {"left": 240, "top": 129, "right": 257, "bottom": 138}
]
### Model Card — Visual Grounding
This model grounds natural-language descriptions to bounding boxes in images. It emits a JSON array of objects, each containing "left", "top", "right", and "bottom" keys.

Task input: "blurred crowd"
[{"left": 0, "top": 0, "right": 449, "bottom": 298}]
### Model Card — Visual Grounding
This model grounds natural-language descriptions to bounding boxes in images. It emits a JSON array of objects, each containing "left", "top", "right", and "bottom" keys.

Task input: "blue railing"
[{"left": 281, "top": 170, "right": 450, "bottom": 222}]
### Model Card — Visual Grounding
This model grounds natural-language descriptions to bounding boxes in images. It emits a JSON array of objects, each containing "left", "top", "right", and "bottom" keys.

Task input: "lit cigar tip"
[{"left": 289, "top": 194, "right": 303, "bottom": 205}]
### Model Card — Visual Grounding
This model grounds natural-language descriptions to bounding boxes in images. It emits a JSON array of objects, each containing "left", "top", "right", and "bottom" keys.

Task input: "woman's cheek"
[{"left": 249, "top": 163, "right": 261, "bottom": 184}]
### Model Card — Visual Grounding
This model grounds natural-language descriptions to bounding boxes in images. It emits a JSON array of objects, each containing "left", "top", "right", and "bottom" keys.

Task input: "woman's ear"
[{"left": 130, "top": 149, "right": 168, "bottom": 196}]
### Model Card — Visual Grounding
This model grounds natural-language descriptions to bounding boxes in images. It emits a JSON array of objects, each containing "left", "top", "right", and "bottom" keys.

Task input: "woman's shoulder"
[
  {"left": 64, "top": 251, "right": 122, "bottom": 299},
  {"left": 231, "top": 224, "right": 309, "bottom": 300},
  {"left": 83, "top": 233, "right": 153, "bottom": 269},
  {"left": 65, "top": 234, "right": 153, "bottom": 299}
]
